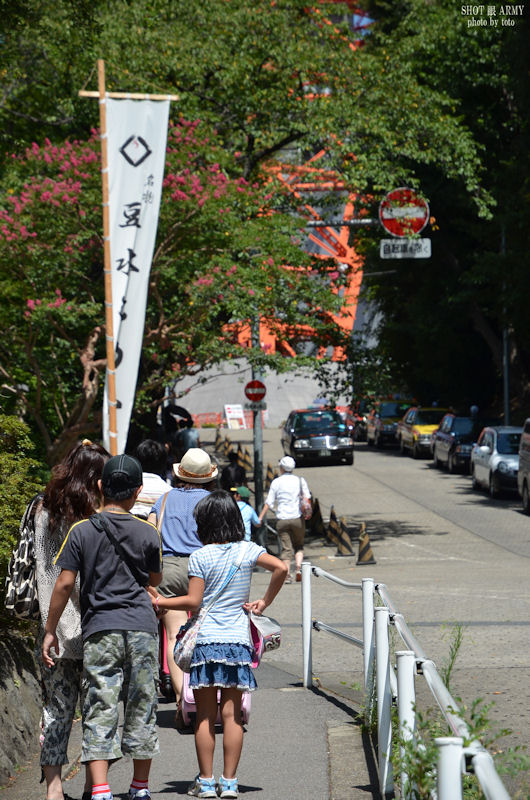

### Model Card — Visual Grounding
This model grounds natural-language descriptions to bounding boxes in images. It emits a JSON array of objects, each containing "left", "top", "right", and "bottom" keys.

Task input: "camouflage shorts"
[{"left": 81, "top": 630, "right": 159, "bottom": 762}]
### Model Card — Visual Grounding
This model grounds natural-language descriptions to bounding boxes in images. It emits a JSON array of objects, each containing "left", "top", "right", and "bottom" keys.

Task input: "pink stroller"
[{"left": 180, "top": 672, "right": 252, "bottom": 727}]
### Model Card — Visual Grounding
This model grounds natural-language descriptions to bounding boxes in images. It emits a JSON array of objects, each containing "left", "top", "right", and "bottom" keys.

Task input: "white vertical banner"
[{"left": 103, "top": 98, "right": 170, "bottom": 454}]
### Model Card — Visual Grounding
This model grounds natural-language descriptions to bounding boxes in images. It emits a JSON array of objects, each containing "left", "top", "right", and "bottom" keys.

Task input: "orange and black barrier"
[
  {"left": 243, "top": 447, "right": 253, "bottom": 473},
  {"left": 356, "top": 522, "right": 376, "bottom": 565},
  {"left": 223, "top": 436, "right": 232, "bottom": 458},
  {"left": 237, "top": 443, "right": 245, "bottom": 468},
  {"left": 309, "top": 497, "right": 327, "bottom": 538},
  {"left": 264, "top": 463, "right": 277, "bottom": 492},
  {"left": 214, "top": 428, "right": 222, "bottom": 452}
]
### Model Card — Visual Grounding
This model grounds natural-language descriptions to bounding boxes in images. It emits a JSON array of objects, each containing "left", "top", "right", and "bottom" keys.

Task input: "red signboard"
[
  {"left": 379, "top": 188, "right": 430, "bottom": 238},
  {"left": 244, "top": 380, "right": 266, "bottom": 402}
]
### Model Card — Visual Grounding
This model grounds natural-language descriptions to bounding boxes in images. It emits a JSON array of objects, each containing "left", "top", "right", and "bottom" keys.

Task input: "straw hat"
[{"left": 173, "top": 448, "right": 218, "bottom": 484}]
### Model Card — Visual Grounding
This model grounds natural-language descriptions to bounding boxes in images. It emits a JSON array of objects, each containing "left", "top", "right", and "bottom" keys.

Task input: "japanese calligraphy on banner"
[{"left": 103, "top": 98, "right": 170, "bottom": 454}]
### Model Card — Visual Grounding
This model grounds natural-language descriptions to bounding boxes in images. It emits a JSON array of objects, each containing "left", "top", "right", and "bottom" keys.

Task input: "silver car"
[{"left": 470, "top": 426, "right": 522, "bottom": 497}]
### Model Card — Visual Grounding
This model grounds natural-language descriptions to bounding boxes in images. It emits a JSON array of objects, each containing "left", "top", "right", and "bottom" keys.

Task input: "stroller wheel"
[{"left": 160, "top": 674, "right": 175, "bottom": 700}]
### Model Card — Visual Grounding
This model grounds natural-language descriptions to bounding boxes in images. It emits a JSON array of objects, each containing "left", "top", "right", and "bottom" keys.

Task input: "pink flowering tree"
[{"left": 0, "top": 121, "right": 347, "bottom": 463}]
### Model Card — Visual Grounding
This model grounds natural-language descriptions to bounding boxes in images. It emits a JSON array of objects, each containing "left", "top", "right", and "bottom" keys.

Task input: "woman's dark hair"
[
  {"left": 193, "top": 490, "right": 244, "bottom": 545},
  {"left": 135, "top": 439, "right": 167, "bottom": 477},
  {"left": 43, "top": 441, "right": 110, "bottom": 532}
]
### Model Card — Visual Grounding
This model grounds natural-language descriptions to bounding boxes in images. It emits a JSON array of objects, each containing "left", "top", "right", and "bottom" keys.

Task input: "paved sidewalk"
[{"left": 0, "top": 540, "right": 377, "bottom": 800}]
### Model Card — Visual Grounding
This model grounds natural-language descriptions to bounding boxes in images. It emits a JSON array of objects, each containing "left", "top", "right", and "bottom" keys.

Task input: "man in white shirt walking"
[{"left": 257, "top": 456, "right": 311, "bottom": 583}]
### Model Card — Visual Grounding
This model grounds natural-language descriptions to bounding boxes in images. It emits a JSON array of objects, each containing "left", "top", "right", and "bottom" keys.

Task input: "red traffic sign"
[
  {"left": 244, "top": 380, "right": 266, "bottom": 402},
  {"left": 379, "top": 188, "right": 430, "bottom": 238}
]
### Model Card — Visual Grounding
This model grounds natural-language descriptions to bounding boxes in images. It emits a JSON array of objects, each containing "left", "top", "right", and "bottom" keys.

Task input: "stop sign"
[
  {"left": 379, "top": 188, "right": 430, "bottom": 238},
  {"left": 244, "top": 380, "right": 266, "bottom": 402}
]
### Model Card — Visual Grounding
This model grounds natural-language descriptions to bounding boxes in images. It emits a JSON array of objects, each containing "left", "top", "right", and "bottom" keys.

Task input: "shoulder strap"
[
  {"left": 157, "top": 491, "right": 170, "bottom": 532},
  {"left": 202, "top": 541, "right": 249, "bottom": 614},
  {"left": 90, "top": 513, "right": 147, "bottom": 587}
]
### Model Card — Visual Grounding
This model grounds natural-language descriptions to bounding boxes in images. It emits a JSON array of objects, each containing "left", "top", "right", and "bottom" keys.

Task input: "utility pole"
[
  {"left": 251, "top": 317, "right": 264, "bottom": 513},
  {"left": 501, "top": 225, "right": 510, "bottom": 425}
]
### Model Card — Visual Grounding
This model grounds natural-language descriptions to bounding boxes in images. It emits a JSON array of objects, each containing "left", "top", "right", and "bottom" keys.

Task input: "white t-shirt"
[
  {"left": 131, "top": 472, "right": 170, "bottom": 519},
  {"left": 264, "top": 473, "right": 310, "bottom": 520}
]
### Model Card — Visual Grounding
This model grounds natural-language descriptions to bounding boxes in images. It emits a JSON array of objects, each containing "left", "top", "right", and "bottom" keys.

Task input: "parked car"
[
  {"left": 431, "top": 414, "right": 479, "bottom": 472},
  {"left": 471, "top": 426, "right": 522, "bottom": 497},
  {"left": 366, "top": 400, "right": 412, "bottom": 448},
  {"left": 281, "top": 408, "right": 354, "bottom": 464},
  {"left": 397, "top": 406, "right": 449, "bottom": 459},
  {"left": 517, "top": 418, "right": 530, "bottom": 513}
]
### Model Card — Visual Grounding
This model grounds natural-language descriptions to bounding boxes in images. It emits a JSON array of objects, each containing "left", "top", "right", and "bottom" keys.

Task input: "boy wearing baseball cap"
[
  {"left": 43, "top": 455, "right": 163, "bottom": 800},
  {"left": 233, "top": 485, "right": 260, "bottom": 542}
]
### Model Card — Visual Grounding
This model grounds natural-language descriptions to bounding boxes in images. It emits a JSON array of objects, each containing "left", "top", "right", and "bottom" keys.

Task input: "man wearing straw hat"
[{"left": 147, "top": 448, "right": 218, "bottom": 727}]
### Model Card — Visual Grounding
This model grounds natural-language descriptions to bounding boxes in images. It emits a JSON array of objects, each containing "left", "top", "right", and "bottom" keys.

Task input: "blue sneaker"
[
  {"left": 217, "top": 776, "right": 239, "bottom": 798},
  {"left": 187, "top": 775, "right": 217, "bottom": 798}
]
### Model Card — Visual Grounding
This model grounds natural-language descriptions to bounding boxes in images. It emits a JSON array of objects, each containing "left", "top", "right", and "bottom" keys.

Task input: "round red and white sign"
[
  {"left": 244, "top": 380, "right": 266, "bottom": 402},
  {"left": 379, "top": 188, "right": 430, "bottom": 238}
]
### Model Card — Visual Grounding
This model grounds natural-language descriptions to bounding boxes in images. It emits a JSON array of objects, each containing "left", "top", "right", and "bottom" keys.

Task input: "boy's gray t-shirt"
[{"left": 55, "top": 511, "right": 162, "bottom": 640}]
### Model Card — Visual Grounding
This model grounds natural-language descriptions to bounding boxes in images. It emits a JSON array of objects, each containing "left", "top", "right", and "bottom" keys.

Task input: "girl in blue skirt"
[{"left": 151, "top": 490, "right": 287, "bottom": 799}]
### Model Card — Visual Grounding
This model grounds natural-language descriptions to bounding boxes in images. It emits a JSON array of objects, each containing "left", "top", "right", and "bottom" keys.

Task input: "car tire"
[
  {"left": 412, "top": 442, "right": 420, "bottom": 459},
  {"left": 399, "top": 437, "right": 405, "bottom": 454},
  {"left": 489, "top": 471, "right": 500, "bottom": 498},
  {"left": 367, "top": 435, "right": 374, "bottom": 447},
  {"left": 375, "top": 433, "right": 383, "bottom": 449},
  {"left": 471, "top": 467, "right": 479, "bottom": 490},
  {"left": 522, "top": 481, "right": 530, "bottom": 515},
  {"left": 345, "top": 453, "right": 354, "bottom": 465},
  {"left": 433, "top": 446, "right": 441, "bottom": 469},
  {"left": 448, "top": 453, "right": 456, "bottom": 474}
]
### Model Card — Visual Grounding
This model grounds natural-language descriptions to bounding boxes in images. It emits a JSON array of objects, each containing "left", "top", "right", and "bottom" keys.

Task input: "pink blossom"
[{"left": 27, "top": 299, "right": 35, "bottom": 310}]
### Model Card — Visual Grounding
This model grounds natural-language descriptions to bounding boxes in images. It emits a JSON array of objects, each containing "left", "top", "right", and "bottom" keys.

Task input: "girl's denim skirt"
[{"left": 189, "top": 642, "right": 257, "bottom": 691}]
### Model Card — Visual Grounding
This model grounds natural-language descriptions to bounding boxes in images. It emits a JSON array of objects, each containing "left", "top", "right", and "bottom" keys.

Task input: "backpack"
[{"left": 4, "top": 493, "right": 43, "bottom": 620}]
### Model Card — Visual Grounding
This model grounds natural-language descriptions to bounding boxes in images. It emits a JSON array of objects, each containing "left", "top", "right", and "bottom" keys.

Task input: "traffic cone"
[
  {"left": 308, "top": 498, "right": 327, "bottom": 538},
  {"left": 264, "top": 463, "right": 276, "bottom": 492},
  {"left": 356, "top": 522, "right": 376, "bottom": 565},
  {"left": 326, "top": 506, "right": 341, "bottom": 548},
  {"left": 337, "top": 516, "right": 355, "bottom": 556},
  {"left": 237, "top": 443, "right": 244, "bottom": 468},
  {"left": 215, "top": 427, "right": 222, "bottom": 451},
  {"left": 243, "top": 447, "right": 253, "bottom": 473}
]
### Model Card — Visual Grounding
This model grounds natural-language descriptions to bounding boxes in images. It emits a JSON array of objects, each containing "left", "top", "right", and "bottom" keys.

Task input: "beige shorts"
[
  {"left": 277, "top": 517, "right": 305, "bottom": 561},
  {"left": 157, "top": 555, "right": 189, "bottom": 598}
]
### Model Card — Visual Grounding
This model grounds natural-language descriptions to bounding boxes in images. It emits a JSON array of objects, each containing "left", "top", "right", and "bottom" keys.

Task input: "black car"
[
  {"left": 366, "top": 400, "right": 412, "bottom": 448},
  {"left": 281, "top": 408, "right": 354, "bottom": 465},
  {"left": 432, "top": 414, "right": 498, "bottom": 473}
]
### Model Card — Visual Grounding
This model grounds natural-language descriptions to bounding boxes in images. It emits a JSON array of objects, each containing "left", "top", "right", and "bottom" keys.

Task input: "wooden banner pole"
[{"left": 97, "top": 58, "right": 119, "bottom": 455}]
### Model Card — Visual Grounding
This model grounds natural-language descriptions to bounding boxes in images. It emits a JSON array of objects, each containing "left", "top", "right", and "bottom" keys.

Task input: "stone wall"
[{"left": 0, "top": 631, "right": 41, "bottom": 786}]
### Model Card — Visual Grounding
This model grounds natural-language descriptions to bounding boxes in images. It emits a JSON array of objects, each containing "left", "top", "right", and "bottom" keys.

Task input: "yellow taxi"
[{"left": 397, "top": 406, "right": 449, "bottom": 459}]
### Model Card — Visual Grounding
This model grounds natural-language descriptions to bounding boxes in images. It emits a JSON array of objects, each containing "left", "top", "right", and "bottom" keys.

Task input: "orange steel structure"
[{"left": 233, "top": 2, "right": 372, "bottom": 359}]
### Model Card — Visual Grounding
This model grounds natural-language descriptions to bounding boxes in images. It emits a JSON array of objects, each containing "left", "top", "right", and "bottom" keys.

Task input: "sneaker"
[
  {"left": 91, "top": 794, "right": 113, "bottom": 800},
  {"left": 128, "top": 791, "right": 151, "bottom": 799},
  {"left": 217, "top": 776, "right": 239, "bottom": 798},
  {"left": 187, "top": 775, "right": 217, "bottom": 798}
]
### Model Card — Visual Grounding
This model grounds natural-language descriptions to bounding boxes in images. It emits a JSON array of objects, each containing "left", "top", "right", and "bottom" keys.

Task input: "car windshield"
[
  {"left": 452, "top": 417, "right": 474, "bottom": 435},
  {"left": 379, "top": 402, "right": 410, "bottom": 418},
  {"left": 497, "top": 432, "right": 521, "bottom": 455},
  {"left": 294, "top": 411, "right": 345, "bottom": 433},
  {"left": 416, "top": 410, "right": 446, "bottom": 425}
]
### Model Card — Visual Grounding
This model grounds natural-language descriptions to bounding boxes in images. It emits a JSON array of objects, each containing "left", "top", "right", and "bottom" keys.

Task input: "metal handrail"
[{"left": 301, "top": 563, "right": 511, "bottom": 800}]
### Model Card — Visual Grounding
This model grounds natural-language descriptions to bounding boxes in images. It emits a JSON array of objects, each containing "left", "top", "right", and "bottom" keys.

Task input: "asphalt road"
[{"left": 3, "top": 429, "right": 529, "bottom": 799}]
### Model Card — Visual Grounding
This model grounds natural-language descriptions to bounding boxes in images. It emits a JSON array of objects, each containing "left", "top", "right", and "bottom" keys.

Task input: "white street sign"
[{"left": 380, "top": 238, "right": 431, "bottom": 259}]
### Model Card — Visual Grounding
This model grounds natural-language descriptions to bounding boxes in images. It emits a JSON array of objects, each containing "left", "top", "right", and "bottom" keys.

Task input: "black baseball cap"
[{"left": 101, "top": 454, "right": 143, "bottom": 500}]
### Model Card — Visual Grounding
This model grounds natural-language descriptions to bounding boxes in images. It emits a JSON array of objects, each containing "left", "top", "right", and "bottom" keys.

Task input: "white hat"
[
  {"left": 279, "top": 455, "right": 295, "bottom": 472},
  {"left": 173, "top": 448, "right": 219, "bottom": 484}
]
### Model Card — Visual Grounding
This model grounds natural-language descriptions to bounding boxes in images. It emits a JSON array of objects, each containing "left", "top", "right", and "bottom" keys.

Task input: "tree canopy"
[{"left": 2, "top": 0, "right": 523, "bottom": 459}]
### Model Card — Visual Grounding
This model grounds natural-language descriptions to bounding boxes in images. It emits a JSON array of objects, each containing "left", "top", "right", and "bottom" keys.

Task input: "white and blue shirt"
[
  {"left": 188, "top": 541, "right": 265, "bottom": 646},
  {"left": 237, "top": 500, "right": 260, "bottom": 541}
]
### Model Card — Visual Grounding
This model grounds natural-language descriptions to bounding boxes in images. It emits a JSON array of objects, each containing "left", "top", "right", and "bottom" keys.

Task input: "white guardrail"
[{"left": 300, "top": 562, "right": 511, "bottom": 800}]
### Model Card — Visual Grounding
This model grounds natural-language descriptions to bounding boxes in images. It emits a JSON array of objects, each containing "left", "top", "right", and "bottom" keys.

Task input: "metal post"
[
  {"left": 362, "top": 578, "right": 375, "bottom": 718},
  {"left": 301, "top": 561, "right": 313, "bottom": 688},
  {"left": 501, "top": 224, "right": 510, "bottom": 425},
  {"left": 375, "top": 606, "right": 393, "bottom": 797},
  {"left": 435, "top": 737, "right": 464, "bottom": 800},
  {"left": 251, "top": 317, "right": 264, "bottom": 512},
  {"left": 396, "top": 651, "right": 416, "bottom": 797}
]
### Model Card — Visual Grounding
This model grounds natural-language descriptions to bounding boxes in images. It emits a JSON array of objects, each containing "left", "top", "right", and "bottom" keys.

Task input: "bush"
[{"left": 0, "top": 415, "right": 45, "bottom": 586}]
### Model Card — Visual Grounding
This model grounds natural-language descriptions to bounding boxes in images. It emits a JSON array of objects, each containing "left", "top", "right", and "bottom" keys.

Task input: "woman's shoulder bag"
[{"left": 5, "top": 493, "right": 43, "bottom": 620}]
